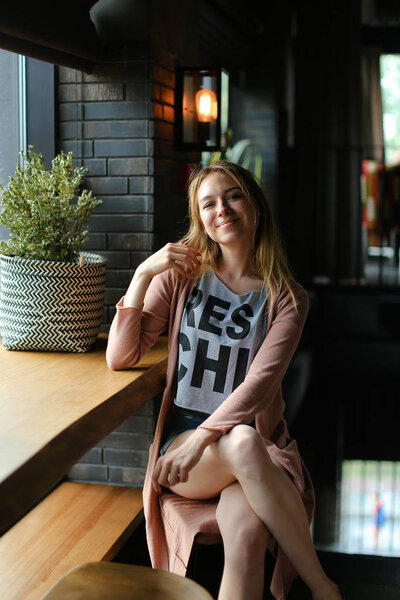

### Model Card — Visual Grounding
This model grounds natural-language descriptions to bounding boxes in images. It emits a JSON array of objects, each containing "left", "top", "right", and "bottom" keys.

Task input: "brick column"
[
  {"left": 58, "top": 52, "right": 154, "bottom": 329},
  {"left": 68, "top": 401, "right": 159, "bottom": 487},
  {"left": 60, "top": 45, "right": 196, "bottom": 487}
]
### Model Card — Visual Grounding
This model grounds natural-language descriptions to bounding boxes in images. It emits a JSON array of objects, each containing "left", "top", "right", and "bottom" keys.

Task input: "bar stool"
[{"left": 41, "top": 562, "right": 213, "bottom": 600}]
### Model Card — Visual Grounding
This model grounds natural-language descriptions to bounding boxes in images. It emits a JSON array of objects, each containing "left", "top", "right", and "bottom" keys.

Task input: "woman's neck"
[{"left": 216, "top": 246, "right": 259, "bottom": 282}]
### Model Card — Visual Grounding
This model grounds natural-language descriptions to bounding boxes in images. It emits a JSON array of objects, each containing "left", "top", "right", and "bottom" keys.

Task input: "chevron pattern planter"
[{"left": 0, "top": 252, "right": 107, "bottom": 352}]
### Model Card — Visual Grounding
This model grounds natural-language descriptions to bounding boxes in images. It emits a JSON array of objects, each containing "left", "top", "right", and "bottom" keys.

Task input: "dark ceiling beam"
[{"left": 0, "top": 1, "right": 105, "bottom": 73}]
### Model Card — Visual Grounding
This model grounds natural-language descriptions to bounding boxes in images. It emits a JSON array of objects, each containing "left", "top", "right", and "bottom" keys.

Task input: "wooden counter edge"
[{"left": 0, "top": 356, "right": 168, "bottom": 536}]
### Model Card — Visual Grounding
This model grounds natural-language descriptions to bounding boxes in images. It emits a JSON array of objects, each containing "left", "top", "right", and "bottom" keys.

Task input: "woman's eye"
[
  {"left": 227, "top": 194, "right": 241, "bottom": 200},
  {"left": 203, "top": 202, "right": 213, "bottom": 209}
]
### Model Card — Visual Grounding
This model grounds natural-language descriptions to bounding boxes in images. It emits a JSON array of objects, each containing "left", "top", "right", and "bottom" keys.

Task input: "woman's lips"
[{"left": 217, "top": 218, "right": 238, "bottom": 227}]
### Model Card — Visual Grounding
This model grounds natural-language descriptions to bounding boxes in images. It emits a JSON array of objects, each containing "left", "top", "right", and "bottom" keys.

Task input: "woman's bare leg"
[
  {"left": 216, "top": 482, "right": 269, "bottom": 600},
  {"left": 165, "top": 426, "right": 341, "bottom": 600}
]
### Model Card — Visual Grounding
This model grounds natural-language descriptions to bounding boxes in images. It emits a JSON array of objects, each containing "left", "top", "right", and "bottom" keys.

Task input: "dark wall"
[{"left": 278, "top": 0, "right": 363, "bottom": 285}]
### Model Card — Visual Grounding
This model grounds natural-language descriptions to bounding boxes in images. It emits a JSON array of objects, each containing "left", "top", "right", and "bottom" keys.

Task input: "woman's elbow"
[
  {"left": 106, "top": 353, "right": 124, "bottom": 370},
  {"left": 107, "top": 358, "right": 123, "bottom": 371},
  {"left": 106, "top": 349, "right": 140, "bottom": 370}
]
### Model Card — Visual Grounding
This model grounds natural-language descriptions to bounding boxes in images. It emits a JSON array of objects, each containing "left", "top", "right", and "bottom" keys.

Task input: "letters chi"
[{"left": 177, "top": 287, "right": 255, "bottom": 395}]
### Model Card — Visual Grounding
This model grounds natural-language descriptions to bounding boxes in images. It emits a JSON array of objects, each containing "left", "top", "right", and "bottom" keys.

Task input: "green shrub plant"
[{"left": 0, "top": 146, "right": 101, "bottom": 262}]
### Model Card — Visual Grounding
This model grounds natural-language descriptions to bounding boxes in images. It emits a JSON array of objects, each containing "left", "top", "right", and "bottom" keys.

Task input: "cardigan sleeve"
[
  {"left": 198, "top": 284, "right": 309, "bottom": 433},
  {"left": 106, "top": 270, "right": 174, "bottom": 370}
]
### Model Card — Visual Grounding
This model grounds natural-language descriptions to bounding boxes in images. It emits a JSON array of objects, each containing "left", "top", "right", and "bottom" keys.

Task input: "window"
[
  {"left": 340, "top": 460, "right": 400, "bottom": 556},
  {"left": 381, "top": 54, "right": 400, "bottom": 166},
  {"left": 0, "top": 51, "right": 22, "bottom": 179},
  {"left": 0, "top": 50, "right": 23, "bottom": 241},
  {"left": 0, "top": 50, "right": 55, "bottom": 243},
  {"left": 361, "top": 54, "right": 400, "bottom": 285}
]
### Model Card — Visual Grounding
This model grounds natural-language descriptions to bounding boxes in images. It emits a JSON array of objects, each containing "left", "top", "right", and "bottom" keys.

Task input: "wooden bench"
[{"left": 0, "top": 481, "right": 144, "bottom": 600}]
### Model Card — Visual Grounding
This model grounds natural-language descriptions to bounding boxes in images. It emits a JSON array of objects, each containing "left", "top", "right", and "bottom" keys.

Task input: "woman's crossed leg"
[
  {"left": 162, "top": 425, "right": 341, "bottom": 600},
  {"left": 216, "top": 482, "right": 270, "bottom": 600}
]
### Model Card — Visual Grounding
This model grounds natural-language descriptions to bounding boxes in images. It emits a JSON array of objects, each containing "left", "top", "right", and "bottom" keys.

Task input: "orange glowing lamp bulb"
[{"left": 195, "top": 88, "right": 218, "bottom": 122}]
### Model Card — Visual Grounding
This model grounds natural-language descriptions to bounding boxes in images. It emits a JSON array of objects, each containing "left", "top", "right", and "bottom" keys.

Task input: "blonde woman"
[{"left": 106, "top": 161, "right": 342, "bottom": 600}]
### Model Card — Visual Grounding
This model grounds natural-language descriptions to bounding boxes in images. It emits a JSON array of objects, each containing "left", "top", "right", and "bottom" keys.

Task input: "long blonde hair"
[{"left": 180, "top": 160, "right": 297, "bottom": 311}]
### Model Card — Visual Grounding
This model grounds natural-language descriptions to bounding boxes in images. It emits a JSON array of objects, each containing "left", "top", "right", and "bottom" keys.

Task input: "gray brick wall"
[
  {"left": 62, "top": 43, "right": 198, "bottom": 486},
  {"left": 58, "top": 44, "right": 196, "bottom": 331},
  {"left": 58, "top": 52, "right": 154, "bottom": 332},
  {"left": 68, "top": 400, "right": 159, "bottom": 487}
]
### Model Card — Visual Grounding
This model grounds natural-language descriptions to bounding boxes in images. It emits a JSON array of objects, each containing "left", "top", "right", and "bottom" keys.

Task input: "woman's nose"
[{"left": 216, "top": 198, "right": 230, "bottom": 215}]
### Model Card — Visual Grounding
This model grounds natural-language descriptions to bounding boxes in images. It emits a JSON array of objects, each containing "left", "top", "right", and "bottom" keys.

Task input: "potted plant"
[
  {"left": 0, "top": 146, "right": 107, "bottom": 352},
  {"left": 204, "top": 129, "right": 263, "bottom": 180}
]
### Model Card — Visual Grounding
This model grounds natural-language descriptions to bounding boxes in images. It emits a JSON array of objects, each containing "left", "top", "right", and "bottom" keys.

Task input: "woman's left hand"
[{"left": 152, "top": 428, "right": 221, "bottom": 493}]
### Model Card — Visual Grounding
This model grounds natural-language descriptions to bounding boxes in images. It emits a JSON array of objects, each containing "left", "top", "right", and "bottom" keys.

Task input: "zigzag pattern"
[{"left": 0, "top": 253, "right": 107, "bottom": 352}]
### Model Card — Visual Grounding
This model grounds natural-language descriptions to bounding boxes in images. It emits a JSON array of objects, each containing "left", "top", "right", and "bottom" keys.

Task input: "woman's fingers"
[
  {"left": 145, "top": 243, "right": 200, "bottom": 277},
  {"left": 159, "top": 457, "right": 173, "bottom": 485},
  {"left": 152, "top": 432, "right": 210, "bottom": 493},
  {"left": 167, "top": 244, "right": 201, "bottom": 272},
  {"left": 169, "top": 461, "right": 182, "bottom": 486},
  {"left": 152, "top": 456, "right": 174, "bottom": 491},
  {"left": 169, "top": 261, "right": 187, "bottom": 277},
  {"left": 152, "top": 451, "right": 191, "bottom": 492},
  {"left": 148, "top": 242, "right": 202, "bottom": 278},
  {"left": 177, "top": 465, "right": 189, "bottom": 483}
]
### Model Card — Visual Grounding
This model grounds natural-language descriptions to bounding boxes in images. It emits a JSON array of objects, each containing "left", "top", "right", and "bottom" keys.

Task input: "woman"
[{"left": 106, "top": 161, "right": 341, "bottom": 600}]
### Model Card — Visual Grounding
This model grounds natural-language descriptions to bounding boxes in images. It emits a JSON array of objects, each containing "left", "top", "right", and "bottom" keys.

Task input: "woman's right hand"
[
  {"left": 137, "top": 242, "right": 201, "bottom": 279},
  {"left": 152, "top": 427, "right": 221, "bottom": 493},
  {"left": 123, "top": 242, "right": 201, "bottom": 307}
]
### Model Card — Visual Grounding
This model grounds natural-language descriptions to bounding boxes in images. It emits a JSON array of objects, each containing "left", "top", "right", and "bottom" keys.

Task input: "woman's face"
[{"left": 197, "top": 172, "right": 256, "bottom": 249}]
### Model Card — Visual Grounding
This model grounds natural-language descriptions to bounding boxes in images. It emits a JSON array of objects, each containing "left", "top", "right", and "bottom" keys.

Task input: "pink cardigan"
[{"left": 106, "top": 269, "right": 315, "bottom": 600}]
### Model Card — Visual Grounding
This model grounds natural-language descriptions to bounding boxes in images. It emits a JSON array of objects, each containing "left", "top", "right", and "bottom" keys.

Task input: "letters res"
[{"left": 177, "top": 288, "right": 255, "bottom": 394}]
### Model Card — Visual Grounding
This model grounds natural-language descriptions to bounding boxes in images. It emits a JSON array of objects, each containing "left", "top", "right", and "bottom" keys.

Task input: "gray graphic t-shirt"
[{"left": 175, "top": 269, "right": 267, "bottom": 415}]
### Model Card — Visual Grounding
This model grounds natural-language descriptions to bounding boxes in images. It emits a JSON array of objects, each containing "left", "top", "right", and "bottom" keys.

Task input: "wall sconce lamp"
[{"left": 176, "top": 67, "right": 228, "bottom": 151}]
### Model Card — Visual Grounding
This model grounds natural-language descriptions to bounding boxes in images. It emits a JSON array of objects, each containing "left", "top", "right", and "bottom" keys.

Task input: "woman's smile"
[{"left": 217, "top": 217, "right": 239, "bottom": 228}]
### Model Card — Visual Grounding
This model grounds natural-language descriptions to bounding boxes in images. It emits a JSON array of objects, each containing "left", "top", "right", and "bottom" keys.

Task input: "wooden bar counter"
[{"left": 0, "top": 335, "right": 168, "bottom": 535}]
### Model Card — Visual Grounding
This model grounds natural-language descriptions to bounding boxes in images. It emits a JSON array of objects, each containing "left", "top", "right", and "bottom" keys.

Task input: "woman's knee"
[{"left": 219, "top": 425, "right": 269, "bottom": 475}]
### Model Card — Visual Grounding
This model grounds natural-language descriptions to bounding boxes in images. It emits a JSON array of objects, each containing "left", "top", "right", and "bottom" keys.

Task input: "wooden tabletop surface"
[{"left": 0, "top": 335, "right": 168, "bottom": 535}]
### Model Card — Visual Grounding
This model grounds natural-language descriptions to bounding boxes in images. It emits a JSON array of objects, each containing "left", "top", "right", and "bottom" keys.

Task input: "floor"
[{"left": 114, "top": 519, "right": 400, "bottom": 600}]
